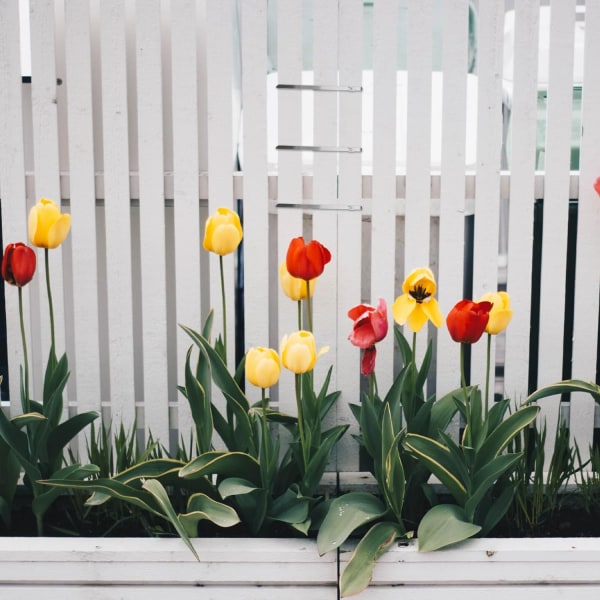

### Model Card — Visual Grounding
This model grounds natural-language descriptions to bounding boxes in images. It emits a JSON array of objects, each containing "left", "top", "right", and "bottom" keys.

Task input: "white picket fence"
[{"left": 0, "top": 0, "right": 599, "bottom": 474}]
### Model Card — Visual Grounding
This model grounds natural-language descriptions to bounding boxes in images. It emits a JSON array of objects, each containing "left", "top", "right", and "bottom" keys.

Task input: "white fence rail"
[{"left": 1, "top": 0, "right": 599, "bottom": 472}]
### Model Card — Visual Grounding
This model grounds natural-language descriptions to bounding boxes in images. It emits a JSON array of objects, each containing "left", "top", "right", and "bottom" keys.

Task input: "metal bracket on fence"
[
  {"left": 276, "top": 203, "right": 362, "bottom": 212},
  {"left": 276, "top": 83, "right": 362, "bottom": 93},
  {"left": 276, "top": 145, "right": 361, "bottom": 153}
]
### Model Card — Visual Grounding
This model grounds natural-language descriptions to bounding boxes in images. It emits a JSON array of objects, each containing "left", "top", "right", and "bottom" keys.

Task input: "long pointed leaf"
[
  {"left": 142, "top": 479, "right": 199, "bottom": 560},
  {"left": 317, "top": 492, "right": 388, "bottom": 556},
  {"left": 179, "top": 451, "right": 261, "bottom": 485},
  {"left": 340, "top": 521, "right": 402, "bottom": 597},
  {"left": 524, "top": 379, "right": 600, "bottom": 404}
]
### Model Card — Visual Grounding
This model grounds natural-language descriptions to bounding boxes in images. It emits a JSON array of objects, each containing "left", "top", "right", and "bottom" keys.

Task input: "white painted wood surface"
[
  {"left": 2, "top": 537, "right": 600, "bottom": 598},
  {"left": 0, "top": 1, "right": 598, "bottom": 474}
]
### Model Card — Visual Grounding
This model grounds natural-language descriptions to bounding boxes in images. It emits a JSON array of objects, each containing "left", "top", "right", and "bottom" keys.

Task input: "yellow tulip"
[
  {"left": 279, "top": 262, "right": 317, "bottom": 301},
  {"left": 478, "top": 291, "right": 513, "bottom": 335},
  {"left": 280, "top": 331, "right": 328, "bottom": 374},
  {"left": 28, "top": 197, "right": 71, "bottom": 249},
  {"left": 203, "top": 207, "right": 243, "bottom": 256},
  {"left": 391, "top": 267, "right": 444, "bottom": 332},
  {"left": 245, "top": 347, "right": 281, "bottom": 389}
]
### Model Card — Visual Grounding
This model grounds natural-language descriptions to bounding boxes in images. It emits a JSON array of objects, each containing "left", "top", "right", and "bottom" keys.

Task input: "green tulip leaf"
[
  {"left": 403, "top": 434, "right": 468, "bottom": 505},
  {"left": 179, "top": 492, "right": 240, "bottom": 535},
  {"left": 142, "top": 479, "right": 199, "bottom": 560},
  {"left": 184, "top": 347, "right": 213, "bottom": 454},
  {"left": 179, "top": 451, "right": 261, "bottom": 485},
  {"left": 525, "top": 379, "right": 600, "bottom": 404},
  {"left": 476, "top": 405, "right": 539, "bottom": 468},
  {"left": 32, "top": 463, "right": 100, "bottom": 522},
  {"left": 270, "top": 488, "right": 310, "bottom": 524},
  {"left": 47, "top": 411, "right": 99, "bottom": 464},
  {"left": 10, "top": 412, "right": 46, "bottom": 428},
  {"left": 417, "top": 504, "right": 481, "bottom": 552},
  {"left": 340, "top": 521, "right": 403, "bottom": 597},
  {"left": 218, "top": 477, "right": 259, "bottom": 498},
  {"left": 317, "top": 492, "right": 387, "bottom": 556},
  {"left": 180, "top": 324, "right": 250, "bottom": 412}
]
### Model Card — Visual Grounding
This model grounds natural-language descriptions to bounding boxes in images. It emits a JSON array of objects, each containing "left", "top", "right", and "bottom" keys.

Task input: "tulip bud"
[
  {"left": 446, "top": 300, "right": 493, "bottom": 344},
  {"left": 279, "top": 262, "right": 317, "bottom": 301},
  {"left": 1, "top": 243, "right": 36, "bottom": 287},
  {"left": 28, "top": 197, "right": 71, "bottom": 249},
  {"left": 280, "top": 331, "right": 328, "bottom": 374},
  {"left": 285, "top": 237, "right": 331, "bottom": 281},
  {"left": 203, "top": 207, "right": 243, "bottom": 256},
  {"left": 478, "top": 291, "right": 513, "bottom": 335},
  {"left": 246, "top": 347, "right": 281, "bottom": 389}
]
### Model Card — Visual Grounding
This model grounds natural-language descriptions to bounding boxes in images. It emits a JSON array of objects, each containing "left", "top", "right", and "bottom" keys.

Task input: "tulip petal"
[
  {"left": 406, "top": 305, "right": 429, "bottom": 333},
  {"left": 391, "top": 294, "right": 415, "bottom": 325},
  {"left": 421, "top": 298, "right": 444, "bottom": 328},
  {"left": 47, "top": 214, "right": 72, "bottom": 249},
  {"left": 361, "top": 346, "right": 377, "bottom": 376}
]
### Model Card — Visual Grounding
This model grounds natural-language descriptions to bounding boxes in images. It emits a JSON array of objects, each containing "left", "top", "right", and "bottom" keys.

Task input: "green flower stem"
[
  {"left": 305, "top": 280, "right": 313, "bottom": 332},
  {"left": 485, "top": 333, "right": 492, "bottom": 419},
  {"left": 44, "top": 248, "right": 56, "bottom": 354},
  {"left": 460, "top": 342, "right": 472, "bottom": 447},
  {"left": 219, "top": 255, "right": 227, "bottom": 361},
  {"left": 18, "top": 287, "right": 30, "bottom": 413},
  {"left": 261, "top": 388, "right": 271, "bottom": 486},
  {"left": 295, "top": 373, "right": 308, "bottom": 469},
  {"left": 297, "top": 300, "right": 302, "bottom": 331}
]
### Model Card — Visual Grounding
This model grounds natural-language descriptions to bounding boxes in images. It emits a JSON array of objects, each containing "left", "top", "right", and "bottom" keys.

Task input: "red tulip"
[
  {"left": 2, "top": 243, "right": 36, "bottom": 287},
  {"left": 446, "top": 299, "right": 493, "bottom": 344},
  {"left": 594, "top": 177, "right": 600, "bottom": 197},
  {"left": 348, "top": 298, "right": 388, "bottom": 375},
  {"left": 286, "top": 237, "right": 331, "bottom": 281}
]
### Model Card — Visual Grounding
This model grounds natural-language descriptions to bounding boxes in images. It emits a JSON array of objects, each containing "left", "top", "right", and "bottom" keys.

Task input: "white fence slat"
[
  {"left": 470, "top": 0, "right": 505, "bottom": 393},
  {"left": 435, "top": 0, "right": 469, "bottom": 409},
  {"left": 404, "top": 0, "right": 433, "bottom": 373},
  {"left": 536, "top": 0, "right": 576, "bottom": 459},
  {"left": 206, "top": 0, "right": 236, "bottom": 369},
  {"left": 64, "top": 0, "right": 101, "bottom": 431},
  {"left": 370, "top": 0, "right": 398, "bottom": 395},
  {"left": 335, "top": 0, "right": 363, "bottom": 471},
  {"left": 99, "top": 0, "right": 136, "bottom": 429},
  {"left": 276, "top": 0, "right": 304, "bottom": 415},
  {"left": 404, "top": 0, "right": 432, "bottom": 271},
  {"left": 240, "top": 0, "right": 269, "bottom": 400},
  {"left": 171, "top": 0, "right": 201, "bottom": 440},
  {"left": 311, "top": 0, "right": 338, "bottom": 392},
  {"left": 570, "top": 0, "right": 600, "bottom": 458},
  {"left": 135, "top": 0, "right": 169, "bottom": 445},
  {"left": 29, "top": 0, "right": 66, "bottom": 403},
  {"left": 503, "top": 1, "right": 540, "bottom": 406},
  {"left": 0, "top": 0, "right": 31, "bottom": 415}
]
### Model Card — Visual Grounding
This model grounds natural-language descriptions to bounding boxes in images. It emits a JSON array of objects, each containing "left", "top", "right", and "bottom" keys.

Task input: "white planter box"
[
  {"left": 341, "top": 537, "right": 600, "bottom": 599},
  {"left": 0, "top": 537, "right": 336, "bottom": 599},
  {"left": 2, "top": 536, "right": 600, "bottom": 599}
]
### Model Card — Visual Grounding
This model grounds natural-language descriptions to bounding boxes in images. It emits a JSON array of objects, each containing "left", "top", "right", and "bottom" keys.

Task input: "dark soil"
[{"left": 4, "top": 492, "right": 600, "bottom": 539}]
